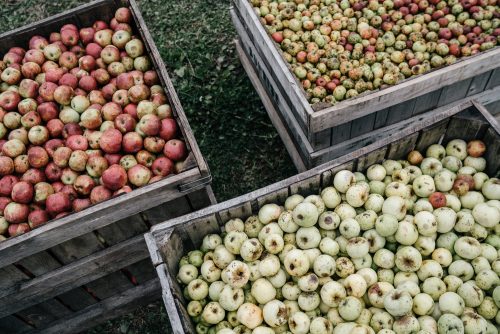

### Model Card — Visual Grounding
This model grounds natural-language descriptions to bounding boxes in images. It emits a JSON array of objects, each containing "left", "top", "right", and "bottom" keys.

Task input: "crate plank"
[
  {"left": 56, "top": 288, "right": 97, "bottom": 312},
  {"left": 386, "top": 133, "right": 420, "bottom": 160},
  {"left": 15, "top": 252, "right": 61, "bottom": 276},
  {"left": 0, "top": 266, "right": 30, "bottom": 298},
  {"left": 144, "top": 195, "right": 194, "bottom": 225},
  {"left": 411, "top": 90, "right": 442, "bottom": 116},
  {"left": 219, "top": 203, "right": 253, "bottom": 223},
  {"left": 16, "top": 299, "right": 72, "bottom": 329},
  {"left": 49, "top": 233, "right": 104, "bottom": 264},
  {"left": 0, "top": 315, "right": 33, "bottom": 333},
  {"left": 414, "top": 120, "right": 450, "bottom": 152},
  {"left": 289, "top": 175, "right": 321, "bottom": 196},
  {"left": 256, "top": 187, "right": 290, "bottom": 207},
  {"left": 485, "top": 68, "right": 500, "bottom": 90},
  {"left": 350, "top": 114, "right": 376, "bottom": 137},
  {"left": 482, "top": 127, "right": 500, "bottom": 176},
  {"left": 84, "top": 271, "right": 134, "bottom": 301},
  {"left": 467, "top": 71, "right": 493, "bottom": 97},
  {"left": 356, "top": 148, "right": 388, "bottom": 172},
  {"left": 30, "top": 279, "right": 160, "bottom": 334},
  {"left": 96, "top": 214, "right": 148, "bottom": 246},
  {"left": 373, "top": 108, "right": 390, "bottom": 129},
  {"left": 485, "top": 100, "right": 500, "bottom": 116},
  {"left": 187, "top": 186, "right": 217, "bottom": 211},
  {"left": 442, "top": 115, "right": 489, "bottom": 144},
  {"left": 124, "top": 259, "right": 157, "bottom": 284},
  {"left": 437, "top": 79, "right": 473, "bottom": 107},
  {"left": 331, "top": 122, "right": 352, "bottom": 145},
  {"left": 0, "top": 235, "right": 149, "bottom": 319},
  {"left": 386, "top": 99, "right": 416, "bottom": 126}
]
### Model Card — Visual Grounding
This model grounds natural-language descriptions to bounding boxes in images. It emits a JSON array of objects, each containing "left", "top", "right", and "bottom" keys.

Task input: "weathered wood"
[
  {"left": 96, "top": 214, "right": 148, "bottom": 247},
  {"left": 143, "top": 195, "right": 194, "bottom": 226},
  {"left": 16, "top": 299, "right": 72, "bottom": 329},
  {"left": 467, "top": 71, "right": 493, "bottom": 97},
  {"left": 356, "top": 148, "right": 388, "bottom": 172},
  {"left": 331, "top": 122, "right": 352, "bottom": 145},
  {"left": 0, "top": 315, "right": 33, "bottom": 333},
  {"left": 350, "top": 114, "right": 376, "bottom": 137},
  {"left": 485, "top": 68, "right": 500, "bottom": 90},
  {"left": 0, "top": 235, "right": 149, "bottom": 319},
  {"left": 386, "top": 133, "right": 420, "bottom": 160},
  {"left": 437, "top": 79, "right": 473, "bottom": 107},
  {"left": 411, "top": 90, "right": 442, "bottom": 116},
  {"left": 482, "top": 127, "right": 500, "bottom": 176},
  {"left": 373, "top": 108, "right": 390, "bottom": 129},
  {"left": 30, "top": 279, "right": 161, "bottom": 334},
  {"left": 385, "top": 99, "right": 416, "bottom": 126}
]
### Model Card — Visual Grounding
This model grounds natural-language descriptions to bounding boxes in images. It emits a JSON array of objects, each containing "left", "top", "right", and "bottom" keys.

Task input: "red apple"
[
  {"left": 86, "top": 155, "right": 108, "bottom": 177},
  {"left": 104, "top": 153, "right": 122, "bottom": 165},
  {"left": 135, "top": 150, "right": 155, "bottom": 167},
  {"left": 122, "top": 132, "right": 143, "bottom": 153},
  {"left": 21, "top": 62, "right": 41, "bottom": 80},
  {"left": 92, "top": 68, "right": 110, "bottom": 85},
  {"left": 93, "top": 20, "right": 108, "bottom": 31},
  {"left": 44, "top": 139, "right": 64, "bottom": 157},
  {"left": 0, "top": 91, "right": 21, "bottom": 111},
  {"left": 159, "top": 118, "right": 178, "bottom": 141},
  {"left": 115, "top": 7, "right": 132, "bottom": 23},
  {"left": 143, "top": 70, "right": 159, "bottom": 86},
  {"left": 59, "top": 51, "right": 78, "bottom": 69},
  {"left": 61, "top": 28, "right": 79, "bottom": 47},
  {"left": 102, "top": 164, "right": 128, "bottom": 190},
  {"left": 123, "top": 103, "right": 138, "bottom": 119},
  {"left": 38, "top": 102, "right": 59, "bottom": 122},
  {"left": 45, "top": 162, "right": 63, "bottom": 182},
  {"left": 143, "top": 136, "right": 165, "bottom": 153},
  {"left": 62, "top": 123, "right": 83, "bottom": 138},
  {"left": 0, "top": 157, "right": 14, "bottom": 176},
  {"left": 53, "top": 85, "right": 74, "bottom": 106},
  {"left": 4, "top": 202, "right": 30, "bottom": 224},
  {"left": 66, "top": 135, "right": 88, "bottom": 151},
  {"left": 73, "top": 198, "right": 92, "bottom": 212},
  {"left": 90, "top": 185, "right": 112, "bottom": 204},
  {"left": 429, "top": 192, "right": 447, "bottom": 208},
  {"left": 163, "top": 139, "right": 187, "bottom": 161},
  {"left": 47, "top": 119, "right": 65, "bottom": 137},
  {"left": 59, "top": 73, "right": 78, "bottom": 89},
  {"left": 0, "top": 175, "right": 18, "bottom": 196},
  {"left": 99, "top": 128, "right": 122, "bottom": 153},
  {"left": 24, "top": 49, "right": 45, "bottom": 65},
  {"left": 28, "top": 210, "right": 50, "bottom": 229},
  {"left": 8, "top": 223, "right": 30, "bottom": 237},
  {"left": 52, "top": 181, "right": 64, "bottom": 193},
  {"left": 0, "top": 197, "right": 11, "bottom": 215},
  {"left": 102, "top": 102, "right": 122, "bottom": 121},
  {"left": 80, "top": 27, "right": 96, "bottom": 45},
  {"left": 27, "top": 146, "right": 49, "bottom": 168},
  {"left": 11, "top": 181, "right": 34, "bottom": 204},
  {"left": 79, "top": 75, "right": 98, "bottom": 92},
  {"left": 466, "top": 140, "right": 486, "bottom": 157},
  {"left": 85, "top": 43, "right": 103, "bottom": 59},
  {"left": 61, "top": 184, "right": 78, "bottom": 201},
  {"left": 19, "top": 79, "right": 39, "bottom": 99},
  {"left": 39, "top": 82, "right": 58, "bottom": 102},
  {"left": 53, "top": 146, "right": 72, "bottom": 167},
  {"left": 151, "top": 157, "right": 174, "bottom": 177},
  {"left": 46, "top": 192, "right": 71, "bottom": 216}
]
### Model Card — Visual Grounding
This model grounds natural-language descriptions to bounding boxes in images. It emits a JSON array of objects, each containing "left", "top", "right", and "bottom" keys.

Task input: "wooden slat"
[
  {"left": 472, "top": 100, "right": 500, "bottom": 135},
  {"left": 482, "top": 127, "right": 500, "bottom": 177},
  {"left": 56, "top": 288, "right": 97, "bottom": 312},
  {"left": 16, "top": 299, "right": 72, "bottom": 329},
  {"left": 442, "top": 114, "right": 489, "bottom": 143},
  {"left": 49, "top": 233, "right": 104, "bottom": 264},
  {"left": 0, "top": 235, "right": 149, "bottom": 319},
  {"left": 125, "top": 259, "right": 157, "bottom": 284},
  {"left": 350, "top": 114, "right": 376, "bottom": 137},
  {"left": 30, "top": 279, "right": 160, "bottom": 334},
  {"left": 84, "top": 271, "right": 134, "bottom": 300},
  {"left": 0, "top": 315, "right": 33, "bottom": 333},
  {"left": 0, "top": 265, "right": 30, "bottom": 299},
  {"left": 356, "top": 148, "right": 388, "bottom": 172},
  {"left": 309, "top": 129, "right": 332, "bottom": 150},
  {"left": 437, "top": 79, "right": 473, "bottom": 107},
  {"left": 289, "top": 175, "right": 321, "bottom": 196},
  {"left": 96, "top": 214, "right": 149, "bottom": 246},
  {"left": 415, "top": 120, "right": 450, "bottom": 152},
  {"left": 467, "top": 71, "right": 493, "bottom": 97},
  {"left": 485, "top": 100, "right": 500, "bottom": 116},
  {"left": 373, "top": 108, "right": 390, "bottom": 129},
  {"left": 485, "top": 68, "right": 500, "bottom": 90},
  {"left": 331, "top": 122, "right": 352, "bottom": 145},
  {"left": 385, "top": 99, "right": 416, "bottom": 126},
  {"left": 386, "top": 133, "right": 420, "bottom": 160},
  {"left": 256, "top": 187, "right": 290, "bottom": 207},
  {"left": 143, "top": 195, "right": 193, "bottom": 225},
  {"left": 219, "top": 202, "right": 253, "bottom": 223},
  {"left": 411, "top": 90, "right": 442, "bottom": 116}
]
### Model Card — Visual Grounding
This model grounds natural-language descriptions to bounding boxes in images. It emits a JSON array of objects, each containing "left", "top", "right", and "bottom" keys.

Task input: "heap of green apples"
[
  {"left": 250, "top": 0, "right": 499, "bottom": 105},
  {"left": 175, "top": 138, "right": 499, "bottom": 334}
]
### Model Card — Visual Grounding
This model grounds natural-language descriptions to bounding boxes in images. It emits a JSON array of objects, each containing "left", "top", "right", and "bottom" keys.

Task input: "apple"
[
  {"left": 45, "top": 162, "right": 63, "bottom": 182},
  {"left": 8, "top": 223, "right": 30, "bottom": 236},
  {"left": 114, "top": 185, "right": 132, "bottom": 195},
  {"left": 61, "top": 184, "right": 78, "bottom": 201},
  {"left": 61, "top": 168, "right": 78, "bottom": 185},
  {"left": 28, "top": 210, "right": 50, "bottom": 229},
  {"left": 0, "top": 197, "right": 12, "bottom": 215},
  {"left": 39, "top": 82, "right": 58, "bottom": 102},
  {"left": 47, "top": 119, "right": 64, "bottom": 137},
  {"left": 88, "top": 90, "right": 106, "bottom": 105},
  {"left": 2, "top": 139, "right": 26, "bottom": 158},
  {"left": 87, "top": 131, "right": 102, "bottom": 149},
  {"left": 101, "top": 102, "right": 122, "bottom": 121},
  {"left": 3, "top": 112, "right": 22, "bottom": 129},
  {"left": 136, "top": 100, "right": 156, "bottom": 119},
  {"left": 79, "top": 27, "right": 95, "bottom": 44},
  {"left": 59, "top": 73, "right": 78, "bottom": 89},
  {"left": 125, "top": 39, "right": 144, "bottom": 58},
  {"left": 51, "top": 181, "right": 64, "bottom": 193},
  {"left": 65, "top": 134, "right": 88, "bottom": 151},
  {"left": 122, "top": 132, "right": 143, "bottom": 153},
  {"left": 124, "top": 103, "right": 138, "bottom": 119},
  {"left": 90, "top": 185, "right": 112, "bottom": 204},
  {"left": 152, "top": 157, "right": 174, "bottom": 177},
  {"left": 94, "top": 29, "right": 113, "bottom": 47},
  {"left": 99, "top": 128, "right": 122, "bottom": 153},
  {"left": 4, "top": 202, "right": 30, "bottom": 224},
  {"left": 68, "top": 150, "right": 88, "bottom": 172},
  {"left": 21, "top": 168, "right": 46, "bottom": 184},
  {"left": 144, "top": 70, "right": 159, "bottom": 86},
  {"left": 73, "top": 198, "right": 92, "bottom": 212},
  {"left": 101, "top": 45, "right": 120, "bottom": 64},
  {"left": 33, "top": 182, "right": 54, "bottom": 204},
  {"left": 107, "top": 61, "right": 126, "bottom": 76},
  {"left": 73, "top": 174, "right": 95, "bottom": 196},
  {"left": 144, "top": 136, "right": 165, "bottom": 153},
  {"left": 115, "top": 7, "right": 132, "bottom": 23},
  {"left": 116, "top": 72, "right": 134, "bottom": 90},
  {"left": 19, "top": 79, "right": 39, "bottom": 99},
  {"left": 21, "top": 62, "right": 41, "bottom": 80},
  {"left": 85, "top": 42, "right": 103, "bottom": 59},
  {"left": 119, "top": 155, "right": 137, "bottom": 170},
  {"left": 128, "top": 84, "right": 150, "bottom": 103},
  {"left": 137, "top": 114, "right": 160, "bottom": 136},
  {"left": 93, "top": 20, "right": 108, "bottom": 31},
  {"left": 13, "top": 155, "right": 28, "bottom": 174},
  {"left": 20, "top": 111, "right": 41, "bottom": 129},
  {"left": 134, "top": 56, "right": 151, "bottom": 72},
  {"left": 53, "top": 85, "right": 74, "bottom": 106},
  {"left": 0, "top": 91, "right": 21, "bottom": 111},
  {"left": 61, "top": 28, "right": 79, "bottom": 46},
  {"left": 112, "top": 89, "right": 129, "bottom": 106},
  {"left": 150, "top": 92, "right": 167, "bottom": 106},
  {"left": 86, "top": 155, "right": 108, "bottom": 177},
  {"left": 80, "top": 108, "right": 103, "bottom": 130},
  {"left": 159, "top": 118, "right": 178, "bottom": 141},
  {"left": 9, "top": 128, "right": 28, "bottom": 144},
  {"left": 53, "top": 146, "right": 72, "bottom": 168},
  {"left": 135, "top": 150, "right": 155, "bottom": 167},
  {"left": 79, "top": 75, "right": 97, "bottom": 92},
  {"left": 11, "top": 181, "right": 34, "bottom": 204},
  {"left": 44, "top": 139, "right": 64, "bottom": 157},
  {"left": 0, "top": 175, "right": 18, "bottom": 196},
  {"left": 24, "top": 51, "right": 44, "bottom": 68},
  {"left": 46, "top": 192, "right": 71, "bottom": 216},
  {"left": 27, "top": 146, "right": 49, "bottom": 168},
  {"left": 18, "top": 98, "right": 38, "bottom": 115},
  {"left": 112, "top": 30, "right": 131, "bottom": 49},
  {"left": 164, "top": 139, "right": 187, "bottom": 161},
  {"left": 127, "top": 164, "right": 151, "bottom": 187},
  {"left": 121, "top": 56, "right": 134, "bottom": 71},
  {"left": 28, "top": 125, "right": 49, "bottom": 146},
  {"left": 102, "top": 164, "right": 128, "bottom": 190},
  {"left": 43, "top": 43, "right": 62, "bottom": 61},
  {"left": 0, "top": 67, "right": 22, "bottom": 85},
  {"left": 104, "top": 153, "right": 122, "bottom": 165},
  {"left": 59, "top": 51, "right": 78, "bottom": 69},
  {"left": 45, "top": 68, "right": 65, "bottom": 83}
]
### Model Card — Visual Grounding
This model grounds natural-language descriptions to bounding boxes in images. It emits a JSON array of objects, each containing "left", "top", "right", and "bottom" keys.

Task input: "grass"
[{"left": 0, "top": 0, "right": 296, "bottom": 332}]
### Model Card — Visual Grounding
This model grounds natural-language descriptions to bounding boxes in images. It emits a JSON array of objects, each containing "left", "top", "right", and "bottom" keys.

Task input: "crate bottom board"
[{"left": 29, "top": 278, "right": 161, "bottom": 334}]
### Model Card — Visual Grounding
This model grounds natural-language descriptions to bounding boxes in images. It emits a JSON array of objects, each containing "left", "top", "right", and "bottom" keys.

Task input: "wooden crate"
[
  {"left": 0, "top": 1, "right": 215, "bottom": 333},
  {"left": 230, "top": 1, "right": 500, "bottom": 169},
  {"left": 145, "top": 101, "right": 499, "bottom": 333}
]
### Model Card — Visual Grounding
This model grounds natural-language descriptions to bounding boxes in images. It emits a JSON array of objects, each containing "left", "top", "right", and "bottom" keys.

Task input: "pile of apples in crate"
[
  {"left": 252, "top": 0, "right": 499, "bottom": 104},
  {"left": 176, "top": 139, "right": 499, "bottom": 334},
  {"left": 0, "top": 7, "right": 187, "bottom": 240}
]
